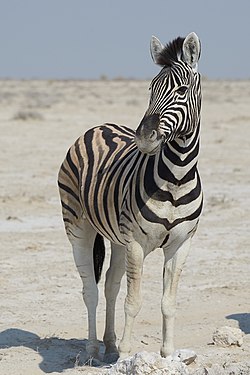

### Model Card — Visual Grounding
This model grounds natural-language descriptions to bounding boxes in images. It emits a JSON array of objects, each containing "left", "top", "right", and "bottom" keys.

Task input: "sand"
[{"left": 0, "top": 79, "right": 249, "bottom": 374}]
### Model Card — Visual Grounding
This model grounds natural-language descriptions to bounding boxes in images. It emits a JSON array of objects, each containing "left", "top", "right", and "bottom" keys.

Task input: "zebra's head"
[{"left": 135, "top": 32, "right": 201, "bottom": 155}]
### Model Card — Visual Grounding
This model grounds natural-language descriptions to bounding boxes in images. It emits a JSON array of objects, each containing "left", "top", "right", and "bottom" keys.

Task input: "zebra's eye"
[{"left": 176, "top": 85, "right": 188, "bottom": 95}]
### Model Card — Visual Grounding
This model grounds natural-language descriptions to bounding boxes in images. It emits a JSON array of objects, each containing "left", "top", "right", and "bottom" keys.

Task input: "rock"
[
  {"left": 190, "top": 361, "right": 250, "bottom": 375},
  {"left": 107, "top": 351, "right": 189, "bottom": 374},
  {"left": 212, "top": 326, "right": 244, "bottom": 347},
  {"left": 191, "top": 364, "right": 225, "bottom": 375},
  {"left": 171, "top": 349, "right": 197, "bottom": 365},
  {"left": 223, "top": 361, "right": 250, "bottom": 374}
]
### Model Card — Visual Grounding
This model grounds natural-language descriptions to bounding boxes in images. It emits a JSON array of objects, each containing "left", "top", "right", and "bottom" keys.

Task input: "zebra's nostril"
[{"left": 149, "top": 130, "right": 157, "bottom": 141}]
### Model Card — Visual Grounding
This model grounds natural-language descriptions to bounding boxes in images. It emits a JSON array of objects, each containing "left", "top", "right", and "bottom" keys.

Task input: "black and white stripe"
[{"left": 58, "top": 32, "right": 203, "bottom": 362}]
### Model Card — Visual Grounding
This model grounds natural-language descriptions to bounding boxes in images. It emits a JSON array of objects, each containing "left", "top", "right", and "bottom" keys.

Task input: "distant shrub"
[
  {"left": 13, "top": 111, "right": 44, "bottom": 121},
  {"left": 127, "top": 99, "right": 139, "bottom": 106},
  {"left": 100, "top": 74, "right": 108, "bottom": 81}
]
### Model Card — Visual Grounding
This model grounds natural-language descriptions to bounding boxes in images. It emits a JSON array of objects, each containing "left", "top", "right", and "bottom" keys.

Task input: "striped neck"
[
  {"left": 156, "top": 122, "right": 200, "bottom": 185},
  {"left": 141, "top": 123, "right": 200, "bottom": 204}
]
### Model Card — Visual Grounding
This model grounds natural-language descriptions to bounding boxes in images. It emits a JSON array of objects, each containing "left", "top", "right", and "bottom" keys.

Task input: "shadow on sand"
[
  {"left": 226, "top": 313, "right": 250, "bottom": 334},
  {"left": 0, "top": 328, "right": 106, "bottom": 373}
]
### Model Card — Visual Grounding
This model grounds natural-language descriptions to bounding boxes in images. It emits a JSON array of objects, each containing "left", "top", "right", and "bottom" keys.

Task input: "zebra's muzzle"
[{"left": 135, "top": 114, "right": 163, "bottom": 155}]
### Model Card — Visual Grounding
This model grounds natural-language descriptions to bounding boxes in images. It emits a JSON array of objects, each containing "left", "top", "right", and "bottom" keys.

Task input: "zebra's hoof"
[
  {"left": 85, "top": 356, "right": 103, "bottom": 367},
  {"left": 103, "top": 351, "right": 119, "bottom": 364}
]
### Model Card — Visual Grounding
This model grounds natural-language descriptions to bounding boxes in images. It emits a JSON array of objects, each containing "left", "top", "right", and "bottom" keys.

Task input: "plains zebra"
[{"left": 58, "top": 32, "right": 202, "bottom": 363}]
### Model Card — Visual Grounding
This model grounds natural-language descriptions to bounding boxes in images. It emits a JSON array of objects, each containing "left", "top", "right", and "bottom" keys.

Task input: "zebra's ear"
[
  {"left": 150, "top": 36, "right": 165, "bottom": 64},
  {"left": 182, "top": 32, "right": 201, "bottom": 70}
]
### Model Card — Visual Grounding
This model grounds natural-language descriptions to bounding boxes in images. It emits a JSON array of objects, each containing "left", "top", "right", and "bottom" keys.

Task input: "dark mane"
[{"left": 157, "top": 37, "right": 185, "bottom": 67}]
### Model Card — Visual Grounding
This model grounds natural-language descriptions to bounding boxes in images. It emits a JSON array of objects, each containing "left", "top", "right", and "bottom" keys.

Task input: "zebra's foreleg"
[
  {"left": 161, "top": 237, "right": 191, "bottom": 357},
  {"left": 118, "top": 241, "right": 144, "bottom": 358},
  {"left": 70, "top": 220, "right": 100, "bottom": 361},
  {"left": 103, "top": 243, "right": 126, "bottom": 363}
]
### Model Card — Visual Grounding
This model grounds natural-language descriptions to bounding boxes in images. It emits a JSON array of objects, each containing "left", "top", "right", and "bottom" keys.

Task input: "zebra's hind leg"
[
  {"left": 69, "top": 218, "right": 102, "bottom": 362},
  {"left": 103, "top": 243, "right": 125, "bottom": 363}
]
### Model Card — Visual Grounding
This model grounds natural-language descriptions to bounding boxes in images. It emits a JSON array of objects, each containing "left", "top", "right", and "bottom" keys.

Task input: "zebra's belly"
[
  {"left": 81, "top": 199, "right": 199, "bottom": 255},
  {"left": 81, "top": 207, "right": 127, "bottom": 246}
]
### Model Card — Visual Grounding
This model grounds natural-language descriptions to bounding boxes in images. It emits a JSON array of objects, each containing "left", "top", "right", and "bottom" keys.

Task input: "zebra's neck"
[{"left": 155, "top": 122, "right": 200, "bottom": 186}]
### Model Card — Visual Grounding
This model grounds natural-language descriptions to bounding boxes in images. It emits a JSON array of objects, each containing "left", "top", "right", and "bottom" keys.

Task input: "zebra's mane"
[{"left": 157, "top": 37, "right": 185, "bottom": 67}]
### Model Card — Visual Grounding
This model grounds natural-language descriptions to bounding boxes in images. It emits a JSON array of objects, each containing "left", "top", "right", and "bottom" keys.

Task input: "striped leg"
[
  {"left": 161, "top": 237, "right": 191, "bottom": 357},
  {"left": 103, "top": 243, "right": 125, "bottom": 363},
  {"left": 119, "top": 241, "right": 144, "bottom": 358},
  {"left": 69, "top": 219, "right": 100, "bottom": 361}
]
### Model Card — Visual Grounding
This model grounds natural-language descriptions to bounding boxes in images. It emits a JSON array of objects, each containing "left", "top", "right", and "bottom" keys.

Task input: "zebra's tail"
[{"left": 93, "top": 233, "right": 105, "bottom": 284}]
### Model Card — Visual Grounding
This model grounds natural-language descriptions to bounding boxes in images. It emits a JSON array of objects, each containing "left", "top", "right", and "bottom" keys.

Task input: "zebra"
[{"left": 58, "top": 32, "right": 202, "bottom": 363}]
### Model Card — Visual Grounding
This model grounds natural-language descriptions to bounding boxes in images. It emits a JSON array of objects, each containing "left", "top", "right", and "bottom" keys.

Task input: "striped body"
[
  {"left": 58, "top": 32, "right": 203, "bottom": 362},
  {"left": 59, "top": 123, "right": 202, "bottom": 254}
]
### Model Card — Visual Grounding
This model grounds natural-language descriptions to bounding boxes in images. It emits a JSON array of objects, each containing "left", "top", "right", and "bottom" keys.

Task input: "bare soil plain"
[{"left": 0, "top": 79, "right": 249, "bottom": 374}]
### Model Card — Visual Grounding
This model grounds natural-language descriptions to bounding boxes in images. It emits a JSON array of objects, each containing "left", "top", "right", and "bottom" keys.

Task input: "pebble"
[{"left": 171, "top": 349, "right": 197, "bottom": 365}]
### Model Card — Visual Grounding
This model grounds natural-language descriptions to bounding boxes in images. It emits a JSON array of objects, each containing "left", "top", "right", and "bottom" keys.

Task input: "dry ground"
[{"left": 0, "top": 79, "right": 249, "bottom": 374}]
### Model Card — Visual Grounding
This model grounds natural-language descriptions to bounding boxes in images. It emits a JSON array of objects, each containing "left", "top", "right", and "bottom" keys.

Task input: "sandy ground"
[{"left": 0, "top": 79, "right": 249, "bottom": 374}]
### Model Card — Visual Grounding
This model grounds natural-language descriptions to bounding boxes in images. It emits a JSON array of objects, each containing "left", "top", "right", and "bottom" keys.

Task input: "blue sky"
[{"left": 0, "top": 0, "right": 249, "bottom": 79}]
